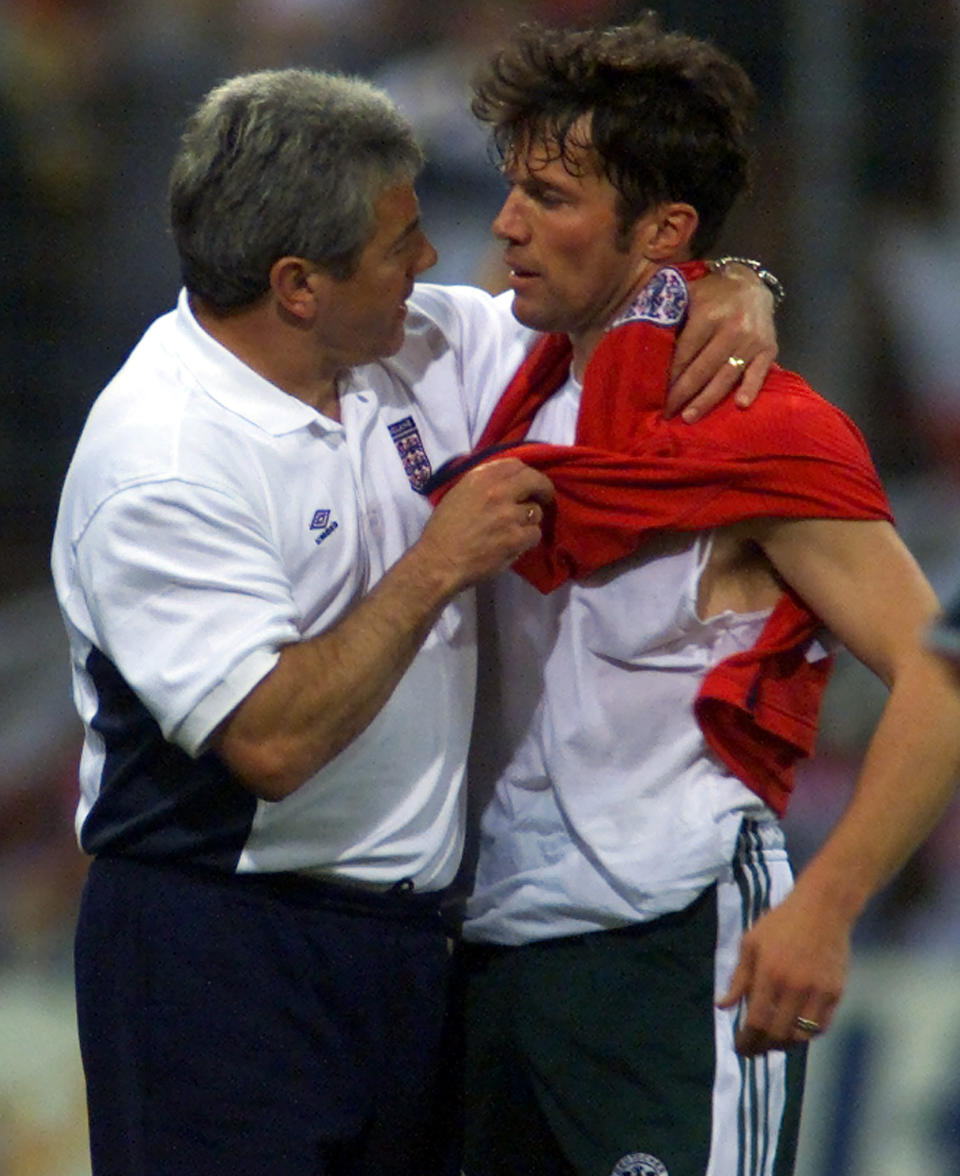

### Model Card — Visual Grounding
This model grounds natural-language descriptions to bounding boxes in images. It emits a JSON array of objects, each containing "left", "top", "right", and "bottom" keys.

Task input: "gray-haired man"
[{"left": 51, "top": 67, "right": 776, "bottom": 1174}]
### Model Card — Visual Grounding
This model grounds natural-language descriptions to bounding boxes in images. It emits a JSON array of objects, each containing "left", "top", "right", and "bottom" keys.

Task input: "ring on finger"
[
  {"left": 727, "top": 355, "right": 747, "bottom": 369},
  {"left": 793, "top": 1015, "right": 822, "bottom": 1035}
]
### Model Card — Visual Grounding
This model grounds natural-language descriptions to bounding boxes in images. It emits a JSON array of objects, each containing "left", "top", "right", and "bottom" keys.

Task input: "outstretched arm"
[
  {"left": 666, "top": 260, "right": 780, "bottom": 421},
  {"left": 717, "top": 518, "right": 960, "bottom": 1055}
]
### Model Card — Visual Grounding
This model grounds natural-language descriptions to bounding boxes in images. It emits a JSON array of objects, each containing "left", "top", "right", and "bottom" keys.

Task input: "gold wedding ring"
[
  {"left": 794, "top": 1015, "right": 822, "bottom": 1035},
  {"left": 727, "top": 355, "right": 747, "bottom": 369}
]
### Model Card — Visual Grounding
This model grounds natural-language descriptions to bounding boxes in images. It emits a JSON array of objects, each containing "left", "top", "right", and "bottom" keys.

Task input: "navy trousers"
[{"left": 75, "top": 856, "right": 457, "bottom": 1176}]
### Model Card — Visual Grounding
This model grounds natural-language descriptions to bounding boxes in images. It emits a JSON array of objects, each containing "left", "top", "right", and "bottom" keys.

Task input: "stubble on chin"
[{"left": 509, "top": 295, "right": 553, "bottom": 333}]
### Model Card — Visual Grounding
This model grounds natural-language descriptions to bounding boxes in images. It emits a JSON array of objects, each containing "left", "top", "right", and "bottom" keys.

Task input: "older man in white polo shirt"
[
  {"left": 51, "top": 68, "right": 558, "bottom": 1176},
  {"left": 51, "top": 66, "right": 777, "bottom": 1176}
]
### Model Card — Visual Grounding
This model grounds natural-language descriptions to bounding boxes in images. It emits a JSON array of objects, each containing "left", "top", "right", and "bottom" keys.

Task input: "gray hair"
[{"left": 168, "top": 69, "right": 424, "bottom": 309}]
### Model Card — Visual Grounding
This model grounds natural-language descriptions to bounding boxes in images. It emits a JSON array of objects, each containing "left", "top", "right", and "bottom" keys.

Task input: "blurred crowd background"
[{"left": 2, "top": 0, "right": 960, "bottom": 1172}]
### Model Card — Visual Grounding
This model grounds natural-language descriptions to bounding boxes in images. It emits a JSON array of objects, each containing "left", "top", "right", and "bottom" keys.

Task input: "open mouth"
[{"left": 504, "top": 253, "right": 538, "bottom": 280}]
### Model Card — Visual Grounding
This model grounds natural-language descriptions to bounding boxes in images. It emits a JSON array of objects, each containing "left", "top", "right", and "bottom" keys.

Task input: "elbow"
[{"left": 213, "top": 731, "right": 316, "bottom": 802}]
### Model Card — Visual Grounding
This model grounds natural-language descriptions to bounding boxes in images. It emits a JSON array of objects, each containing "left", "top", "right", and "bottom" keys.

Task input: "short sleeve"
[{"left": 73, "top": 479, "right": 300, "bottom": 754}]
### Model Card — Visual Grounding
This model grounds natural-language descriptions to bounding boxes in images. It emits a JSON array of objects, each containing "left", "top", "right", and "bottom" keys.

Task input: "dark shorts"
[
  {"left": 75, "top": 856, "right": 458, "bottom": 1176},
  {"left": 459, "top": 888, "right": 719, "bottom": 1176},
  {"left": 458, "top": 844, "right": 806, "bottom": 1176}
]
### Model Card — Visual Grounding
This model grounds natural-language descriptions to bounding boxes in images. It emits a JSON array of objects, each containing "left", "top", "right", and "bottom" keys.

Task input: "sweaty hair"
[
  {"left": 471, "top": 16, "right": 756, "bottom": 255},
  {"left": 168, "top": 69, "right": 423, "bottom": 309}
]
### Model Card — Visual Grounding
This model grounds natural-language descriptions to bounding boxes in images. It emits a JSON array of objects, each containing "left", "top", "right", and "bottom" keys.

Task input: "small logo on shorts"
[
  {"left": 611, "top": 1154, "right": 669, "bottom": 1176},
  {"left": 388, "top": 415, "right": 433, "bottom": 491},
  {"left": 309, "top": 508, "right": 339, "bottom": 545}
]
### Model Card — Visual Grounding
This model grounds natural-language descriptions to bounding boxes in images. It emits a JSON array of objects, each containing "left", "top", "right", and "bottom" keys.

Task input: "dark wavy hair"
[{"left": 472, "top": 15, "right": 756, "bottom": 255}]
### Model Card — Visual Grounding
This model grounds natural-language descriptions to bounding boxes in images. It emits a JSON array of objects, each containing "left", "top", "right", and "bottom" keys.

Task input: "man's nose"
[
  {"left": 415, "top": 235, "right": 438, "bottom": 275},
  {"left": 492, "top": 189, "right": 528, "bottom": 242}
]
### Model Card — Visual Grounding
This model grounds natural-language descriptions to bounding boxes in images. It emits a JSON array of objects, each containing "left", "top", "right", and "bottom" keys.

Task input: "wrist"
[
  {"left": 707, "top": 255, "right": 785, "bottom": 309},
  {"left": 399, "top": 534, "right": 466, "bottom": 605},
  {"left": 792, "top": 859, "right": 872, "bottom": 927}
]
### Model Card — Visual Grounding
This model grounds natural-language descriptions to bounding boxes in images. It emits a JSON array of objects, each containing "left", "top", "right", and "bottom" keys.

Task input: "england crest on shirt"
[
  {"left": 388, "top": 415, "right": 433, "bottom": 491},
  {"left": 613, "top": 265, "right": 689, "bottom": 329}
]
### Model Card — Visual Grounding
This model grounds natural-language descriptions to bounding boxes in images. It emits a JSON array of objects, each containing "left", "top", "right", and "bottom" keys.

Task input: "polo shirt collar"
[{"left": 174, "top": 289, "right": 341, "bottom": 436}]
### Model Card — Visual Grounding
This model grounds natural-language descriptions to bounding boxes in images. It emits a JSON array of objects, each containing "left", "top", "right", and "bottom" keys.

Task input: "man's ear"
[
  {"left": 269, "top": 256, "right": 331, "bottom": 321},
  {"left": 642, "top": 202, "right": 699, "bottom": 261}
]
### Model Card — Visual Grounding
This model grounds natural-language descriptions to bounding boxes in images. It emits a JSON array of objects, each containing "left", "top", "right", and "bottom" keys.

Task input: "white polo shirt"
[{"left": 51, "top": 284, "right": 533, "bottom": 888}]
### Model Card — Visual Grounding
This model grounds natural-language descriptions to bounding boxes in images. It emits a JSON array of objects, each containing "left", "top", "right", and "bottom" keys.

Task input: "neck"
[
  {"left": 570, "top": 258, "right": 664, "bottom": 380},
  {"left": 570, "top": 326, "right": 605, "bottom": 382},
  {"left": 190, "top": 294, "right": 342, "bottom": 419}
]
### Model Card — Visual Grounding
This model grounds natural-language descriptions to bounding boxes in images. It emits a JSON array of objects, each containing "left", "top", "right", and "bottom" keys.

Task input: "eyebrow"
[
  {"left": 501, "top": 156, "right": 580, "bottom": 190},
  {"left": 506, "top": 171, "right": 571, "bottom": 201}
]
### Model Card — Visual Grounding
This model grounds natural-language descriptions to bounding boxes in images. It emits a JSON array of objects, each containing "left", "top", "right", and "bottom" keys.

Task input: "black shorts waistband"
[{"left": 93, "top": 854, "right": 451, "bottom": 926}]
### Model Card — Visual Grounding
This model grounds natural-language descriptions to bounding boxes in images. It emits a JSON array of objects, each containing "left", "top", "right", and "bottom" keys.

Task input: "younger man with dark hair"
[{"left": 442, "top": 17, "right": 960, "bottom": 1176}]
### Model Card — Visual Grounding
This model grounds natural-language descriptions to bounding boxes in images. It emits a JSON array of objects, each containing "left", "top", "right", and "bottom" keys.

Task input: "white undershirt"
[{"left": 465, "top": 371, "right": 774, "bottom": 944}]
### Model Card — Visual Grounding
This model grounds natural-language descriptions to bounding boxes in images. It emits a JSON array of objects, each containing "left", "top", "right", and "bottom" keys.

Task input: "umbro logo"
[{"left": 309, "top": 509, "right": 339, "bottom": 545}]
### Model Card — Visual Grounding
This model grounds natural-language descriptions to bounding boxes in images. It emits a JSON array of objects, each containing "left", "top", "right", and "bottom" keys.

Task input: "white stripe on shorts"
[{"left": 707, "top": 819, "right": 795, "bottom": 1176}]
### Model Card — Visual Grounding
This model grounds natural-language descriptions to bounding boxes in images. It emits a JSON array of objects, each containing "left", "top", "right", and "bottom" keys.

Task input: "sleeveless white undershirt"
[{"left": 465, "top": 371, "right": 775, "bottom": 945}]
